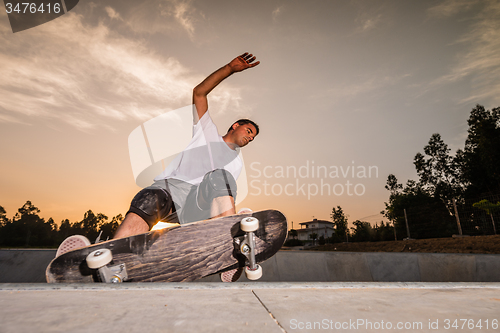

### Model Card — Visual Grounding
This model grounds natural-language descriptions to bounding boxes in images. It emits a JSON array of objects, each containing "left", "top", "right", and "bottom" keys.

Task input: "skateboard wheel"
[
  {"left": 245, "top": 264, "right": 262, "bottom": 280},
  {"left": 241, "top": 217, "right": 259, "bottom": 232},
  {"left": 86, "top": 249, "right": 112, "bottom": 269}
]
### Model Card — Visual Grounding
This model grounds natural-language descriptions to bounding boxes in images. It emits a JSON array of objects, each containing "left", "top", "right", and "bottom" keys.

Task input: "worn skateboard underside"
[{"left": 46, "top": 210, "right": 287, "bottom": 283}]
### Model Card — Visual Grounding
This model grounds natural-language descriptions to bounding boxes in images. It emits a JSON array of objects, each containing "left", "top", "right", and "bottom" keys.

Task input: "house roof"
[{"left": 299, "top": 218, "right": 333, "bottom": 225}]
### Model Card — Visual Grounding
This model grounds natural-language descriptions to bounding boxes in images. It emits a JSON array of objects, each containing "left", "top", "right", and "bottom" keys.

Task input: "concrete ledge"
[
  {"left": 0, "top": 249, "right": 56, "bottom": 283},
  {"left": 2, "top": 282, "right": 500, "bottom": 291},
  {"left": 2, "top": 249, "right": 500, "bottom": 283}
]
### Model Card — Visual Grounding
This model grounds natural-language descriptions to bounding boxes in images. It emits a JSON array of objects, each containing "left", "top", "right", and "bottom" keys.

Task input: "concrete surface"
[
  {"left": 2, "top": 249, "right": 500, "bottom": 283},
  {"left": 1, "top": 283, "right": 500, "bottom": 332}
]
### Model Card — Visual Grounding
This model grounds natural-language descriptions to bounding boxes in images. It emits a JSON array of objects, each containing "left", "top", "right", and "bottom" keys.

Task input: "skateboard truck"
[
  {"left": 86, "top": 249, "right": 128, "bottom": 283},
  {"left": 234, "top": 217, "right": 263, "bottom": 280}
]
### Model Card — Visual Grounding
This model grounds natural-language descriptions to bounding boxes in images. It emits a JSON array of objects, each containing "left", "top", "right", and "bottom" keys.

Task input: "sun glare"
[{"left": 151, "top": 221, "right": 180, "bottom": 231}]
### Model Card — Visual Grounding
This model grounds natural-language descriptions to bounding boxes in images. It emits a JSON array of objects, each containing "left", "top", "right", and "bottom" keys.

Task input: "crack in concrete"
[{"left": 252, "top": 290, "right": 287, "bottom": 333}]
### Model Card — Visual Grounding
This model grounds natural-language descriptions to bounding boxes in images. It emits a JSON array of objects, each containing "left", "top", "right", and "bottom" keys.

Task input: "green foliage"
[{"left": 473, "top": 200, "right": 500, "bottom": 215}]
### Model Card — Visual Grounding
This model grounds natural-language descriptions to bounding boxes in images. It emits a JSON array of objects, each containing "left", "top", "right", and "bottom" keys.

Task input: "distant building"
[{"left": 295, "top": 218, "right": 335, "bottom": 242}]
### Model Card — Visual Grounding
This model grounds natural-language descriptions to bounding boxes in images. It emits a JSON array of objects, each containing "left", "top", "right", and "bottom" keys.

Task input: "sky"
[{"left": 1, "top": 0, "right": 499, "bottom": 229}]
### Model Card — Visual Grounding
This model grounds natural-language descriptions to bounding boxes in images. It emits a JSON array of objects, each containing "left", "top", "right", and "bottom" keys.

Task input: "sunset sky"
[{"left": 1, "top": 0, "right": 499, "bottom": 229}]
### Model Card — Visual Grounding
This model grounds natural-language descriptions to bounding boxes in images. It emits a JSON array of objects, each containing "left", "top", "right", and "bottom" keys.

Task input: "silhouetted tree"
[
  {"left": 331, "top": 206, "right": 348, "bottom": 242},
  {"left": 414, "top": 133, "right": 463, "bottom": 212},
  {"left": 78, "top": 210, "right": 108, "bottom": 242},
  {"left": 0, "top": 201, "right": 56, "bottom": 247},
  {"left": 383, "top": 176, "right": 455, "bottom": 239},
  {"left": 350, "top": 220, "right": 372, "bottom": 242},
  {"left": 459, "top": 105, "right": 500, "bottom": 197},
  {"left": 309, "top": 233, "right": 318, "bottom": 245},
  {"left": 99, "top": 214, "right": 123, "bottom": 241}
]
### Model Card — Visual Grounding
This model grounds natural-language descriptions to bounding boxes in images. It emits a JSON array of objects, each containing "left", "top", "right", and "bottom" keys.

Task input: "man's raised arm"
[{"left": 193, "top": 52, "right": 260, "bottom": 121}]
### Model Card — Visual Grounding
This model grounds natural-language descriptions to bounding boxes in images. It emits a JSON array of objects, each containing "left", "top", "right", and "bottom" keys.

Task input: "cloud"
[
  {"left": 427, "top": 0, "right": 477, "bottom": 18},
  {"left": 351, "top": 2, "right": 387, "bottom": 34},
  {"left": 105, "top": 6, "right": 122, "bottom": 20},
  {"left": 171, "top": 1, "right": 195, "bottom": 38},
  {"left": 356, "top": 14, "right": 382, "bottom": 33},
  {"left": 0, "top": 7, "right": 244, "bottom": 130},
  {"left": 314, "top": 73, "right": 412, "bottom": 103},
  {"left": 110, "top": 0, "right": 200, "bottom": 40},
  {"left": 272, "top": 6, "right": 284, "bottom": 21},
  {"left": 428, "top": 0, "right": 500, "bottom": 105}
]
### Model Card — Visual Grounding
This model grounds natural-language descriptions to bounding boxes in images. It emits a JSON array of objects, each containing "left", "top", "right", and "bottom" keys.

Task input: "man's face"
[{"left": 231, "top": 123, "right": 257, "bottom": 147}]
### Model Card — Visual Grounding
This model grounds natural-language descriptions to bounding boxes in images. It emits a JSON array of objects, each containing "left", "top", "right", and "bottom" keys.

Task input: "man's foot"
[
  {"left": 220, "top": 267, "right": 244, "bottom": 282},
  {"left": 55, "top": 235, "right": 91, "bottom": 257}
]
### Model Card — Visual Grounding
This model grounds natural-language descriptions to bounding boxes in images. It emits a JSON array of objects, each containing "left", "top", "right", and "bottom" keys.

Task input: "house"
[{"left": 295, "top": 218, "right": 335, "bottom": 242}]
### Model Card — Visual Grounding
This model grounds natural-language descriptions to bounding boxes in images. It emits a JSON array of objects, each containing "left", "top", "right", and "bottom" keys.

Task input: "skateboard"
[{"left": 46, "top": 210, "right": 287, "bottom": 283}]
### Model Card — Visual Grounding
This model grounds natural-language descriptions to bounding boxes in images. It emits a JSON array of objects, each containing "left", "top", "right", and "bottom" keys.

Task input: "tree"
[
  {"left": 1, "top": 201, "right": 55, "bottom": 247},
  {"left": 331, "top": 206, "right": 348, "bottom": 242},
  {"left": 309, "top": 233, "right": 318, "bottom": 245},
  {"left": 414, "top": 133, "right": 463, "bottom": 212},
  {"left": 383, "top": 175, "right": 455, "bottom": 239},
  {"left": 384, "top": 105, "right": 500, "bottom": 237},
  {"left": 460, "top": 105, "right": 500, "bottom": 197},
  {"left": 473, "top": 199, "right": 500, "bottom": 235},
  {"left": 0, "top": 205, "right": 8, "bottom": 227},
  {"left": 372, "top": 221, "right": 395, "bottom": 241},
  {"left": 99, "top": 214, "right": 123, "bottom": 241},
  {"left": 350, "top": 220, "right": 372, "bottom": 242},
  {"left": 78, "top": 210, "right": 108, "bottom": 242}
]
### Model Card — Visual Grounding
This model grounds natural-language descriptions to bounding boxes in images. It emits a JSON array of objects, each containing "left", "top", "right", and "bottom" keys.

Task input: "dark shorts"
[{"left": 127, "top": 169, "right": 237, "bottom": 229}]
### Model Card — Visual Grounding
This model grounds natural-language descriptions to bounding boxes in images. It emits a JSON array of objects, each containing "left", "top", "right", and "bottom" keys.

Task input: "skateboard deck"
[{"left": 46, "top": 210, "right": 287, "bottom": 283}]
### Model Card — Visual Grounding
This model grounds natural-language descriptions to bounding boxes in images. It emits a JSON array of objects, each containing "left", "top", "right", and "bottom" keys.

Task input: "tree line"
[
  {"left": 384, "top": 104, "right": 500, "bottom": 239},
  {"left": 0, "top": 201, "right": 122, "bottom": 248},
  {"left": 286, "top": 104, "right": 500, "bottom": 245}
]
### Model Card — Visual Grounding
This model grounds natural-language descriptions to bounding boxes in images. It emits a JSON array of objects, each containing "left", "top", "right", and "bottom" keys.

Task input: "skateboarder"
[
  {"left": 114, "top": 52, "right": 260, "bottom": 238},
  {"left": 57, "top": 53, "right": 261, "bottom": 281}
]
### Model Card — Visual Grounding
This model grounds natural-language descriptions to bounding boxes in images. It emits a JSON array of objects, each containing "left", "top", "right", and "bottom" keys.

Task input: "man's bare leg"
[
  {"left": 113, "top": 212, "right": 150, "bottom": 239},
  {"left": 211, "top": 195, "right": 236, "bottom": 218}
]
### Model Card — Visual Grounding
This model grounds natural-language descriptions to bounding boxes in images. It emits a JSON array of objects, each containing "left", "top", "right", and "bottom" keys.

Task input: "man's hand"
[
  {"left": 193, "top": 52, "right": 260, "bottom": 121},
  {"left": 228, "top": 53, "right": 260, "bottom": 73}
]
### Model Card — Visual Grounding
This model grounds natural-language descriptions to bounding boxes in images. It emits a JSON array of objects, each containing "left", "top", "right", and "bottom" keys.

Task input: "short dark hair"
[{"left": 227, "top": 119, "right": 260, "bottom": 136}]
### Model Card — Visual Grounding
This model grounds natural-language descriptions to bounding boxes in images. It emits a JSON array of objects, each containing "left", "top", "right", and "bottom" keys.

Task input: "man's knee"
[
  {"left": 127, "top": 186, "right": 173, "bottom": 229},
  {"left": 197, "top": 169, "right": 237, "bottom": 209}
]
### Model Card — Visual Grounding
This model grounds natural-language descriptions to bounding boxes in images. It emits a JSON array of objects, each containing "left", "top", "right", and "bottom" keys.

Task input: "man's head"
[{"left": 225, "top": 119, "right": 259, "bottom": 148}]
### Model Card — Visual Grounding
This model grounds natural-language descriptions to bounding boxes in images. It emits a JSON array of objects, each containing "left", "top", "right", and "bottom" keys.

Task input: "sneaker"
[
  {"left": 55, "top": 235, "right": 91, "bottom": 257},
  {"left": 237, "top": 208, "right": 253, "bottom": 214},
  {"left": 220, "top": 267, "right": 244, "bottom": 282}
]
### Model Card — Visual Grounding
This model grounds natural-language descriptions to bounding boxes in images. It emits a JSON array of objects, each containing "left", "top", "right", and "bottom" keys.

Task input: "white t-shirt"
[{"left": 154, "top": 111, "right": 242, "bottom": 185}]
